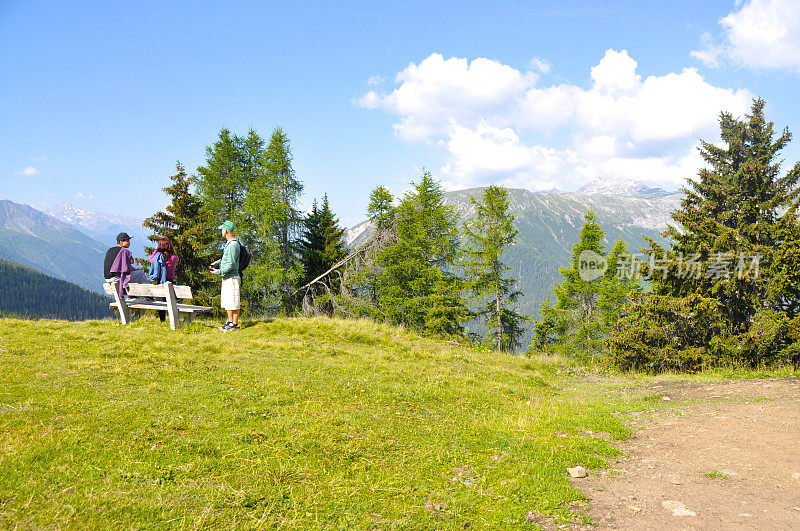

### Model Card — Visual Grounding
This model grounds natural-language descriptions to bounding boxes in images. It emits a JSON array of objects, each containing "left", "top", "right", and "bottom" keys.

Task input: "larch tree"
[
  {"left": 263, "top": 127, "right": 304, "bottom": 314},
  {"left": 462, "top": 185, "right": 526, "bottom": 351}
]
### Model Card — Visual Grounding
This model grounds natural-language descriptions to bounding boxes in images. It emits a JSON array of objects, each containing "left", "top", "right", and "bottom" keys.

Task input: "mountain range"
[
  {"left": 0, "top": 200, "right": 110, "bottom": 294},
  {"left": 47, "top": 202, "right": 147, "bottom": 247},
  {"left": 0, "top": 200, "right": 150, "bottom": 295}
]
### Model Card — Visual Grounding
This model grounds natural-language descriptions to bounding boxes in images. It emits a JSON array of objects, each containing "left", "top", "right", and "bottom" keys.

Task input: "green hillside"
[
  {"left": 0, "top": 259, "right": 112, "bottom": 321},
  {"left": 0, "top": 200, "right": 108, "bottom": 294},
  {"left": 0, "top": 316, "right": 648, "bottom": 528}
]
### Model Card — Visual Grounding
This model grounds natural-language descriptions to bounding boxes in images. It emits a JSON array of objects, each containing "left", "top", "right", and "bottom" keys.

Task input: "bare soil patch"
[{"left": 578, "top": 377, "right": 800, "bottom": 529}]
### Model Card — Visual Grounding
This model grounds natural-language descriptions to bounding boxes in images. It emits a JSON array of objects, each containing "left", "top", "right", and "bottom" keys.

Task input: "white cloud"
[
  {"left": 692, "top": 0, "right": 800, "bottom": 73},
  {"left": 590, "top": 49, "right": 641, "bottom": 96},
  {"left": 74, "top": 192, "right": 95, "bottom": 200},
  {"left": 359, "top": 50, "right": 751, "bottom": 191},
  {"left": 14, "top": 166, "right": 41, "bottom": 177},
  {"left": 358, "top": 53, "right": 531, "bottom": 142},
  {"left": 367, "top": 75, "right": 385, "bottom": 86},
  {"left": 528, "top": 57, "right": 551, "bottom": 74},
  {"left": 691, "top": 33, "right": 723, "bottom": 68}
]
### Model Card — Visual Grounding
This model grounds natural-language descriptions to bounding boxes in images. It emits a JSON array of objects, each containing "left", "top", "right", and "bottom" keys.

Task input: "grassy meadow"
[{"left": 0, "top": 315, "right": 767, "bottom": 529}]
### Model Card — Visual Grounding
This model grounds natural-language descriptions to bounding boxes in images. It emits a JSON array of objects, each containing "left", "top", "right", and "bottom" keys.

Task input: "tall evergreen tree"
[
  {"left": 367, "top": 185, "right": 395, "bottom": 230},
  {"left": 192, "top": 127, "right": 304, "bottom": 314},
  {"left": 140, "top": 162, "right": 215, "bottom": 304},
  {"left": 194, "top": 128, "right": 247, "bottom": 225},
  {"left": 376, "top": 170, "right": 470, "bottom": 336},
  {"left": 648, "top": 98, "right": 800, "bottom": 332},
  {"left": 610, "top": 98, "right": 800, "bottom": 370},
  {"left": 462, "top": 185, "right": 526, "bottom": 351},
  {"left": 531, "top": 212, "right": 639, "bottom": 356},
  {"left": 298, "top": 195, "right": 347, "bottom": 288},
  {"left": 264, "top": 127, "right": 303, "bottom": 314}
]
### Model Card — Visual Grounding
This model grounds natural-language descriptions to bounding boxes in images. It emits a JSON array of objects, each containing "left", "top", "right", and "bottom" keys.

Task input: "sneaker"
[
  {"left": 218, "top": 321, "right": 232, "bottom": 331},
  {"left": 222, "top": 323, "right": 240, "bottom": 333}
]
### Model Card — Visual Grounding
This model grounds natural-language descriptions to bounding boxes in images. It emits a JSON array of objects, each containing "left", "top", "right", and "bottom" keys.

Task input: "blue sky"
[{"left": 1, "top": 0, "right": 799, "bottom": 227}]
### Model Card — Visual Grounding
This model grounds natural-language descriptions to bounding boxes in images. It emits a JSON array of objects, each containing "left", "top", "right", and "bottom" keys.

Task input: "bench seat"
[{"left": 103, "top": 281, "right": 212, "bottom": 330}]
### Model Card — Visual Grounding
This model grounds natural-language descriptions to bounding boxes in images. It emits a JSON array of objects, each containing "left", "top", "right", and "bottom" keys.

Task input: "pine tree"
[
  {"left": 462, "top": 185, "right": 526, "bottom": 351},
  {"left": 140, "top": 162, "right": 215, "bottom": 304}
]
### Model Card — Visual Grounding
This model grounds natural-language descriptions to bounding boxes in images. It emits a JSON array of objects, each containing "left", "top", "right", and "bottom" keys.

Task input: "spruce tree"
[
  {"left": 462, "top": 185, "right": 526, "bottom": 351},
  {"left": 611, "top": 98, "right": 800, "bottom": 370},
  {"left": 648, "top": 98, "right": 800, "bottom": 332},
  {"left": 376, "top": 170, "right": 469, "bottom": 336},
  {"left": 140, "top": 162, "right": 215, "bottom": 304},
  {"left": 298, "top": 195, "right": 347, "bottom": 288}
]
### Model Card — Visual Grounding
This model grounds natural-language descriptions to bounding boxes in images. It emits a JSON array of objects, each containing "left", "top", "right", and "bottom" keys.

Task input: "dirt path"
[{"left": 577, "top": 377, "right": 800, "bottom": 529}]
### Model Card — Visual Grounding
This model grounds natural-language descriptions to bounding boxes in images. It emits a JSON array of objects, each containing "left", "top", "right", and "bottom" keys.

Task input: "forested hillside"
[
  {"left": 0, "top": 200, "right": 107, "bottom": 293},
  {"left": 0, "top": 259, "right": 112, "bottom": 320}
]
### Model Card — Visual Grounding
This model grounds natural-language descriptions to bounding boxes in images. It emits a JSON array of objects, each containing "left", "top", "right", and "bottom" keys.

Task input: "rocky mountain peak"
[{"left": 576, "top": 178, "right": 673, "bottom": 198}]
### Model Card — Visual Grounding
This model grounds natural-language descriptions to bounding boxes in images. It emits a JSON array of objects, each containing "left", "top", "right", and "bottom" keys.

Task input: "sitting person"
[
  {"left": 148, "top": 237, "right": 180, "bottom": 284},
  {"left": 104, "top": 232, "right": 148, "bottom": 297},
  {"left": 148, "top": 237, "right": 180, "bottom": 321}
]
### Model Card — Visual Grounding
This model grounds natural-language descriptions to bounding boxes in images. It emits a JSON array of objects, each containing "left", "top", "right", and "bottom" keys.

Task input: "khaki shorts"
[{"left": 221, "top": 276, "right": 241, "bottom": 310}]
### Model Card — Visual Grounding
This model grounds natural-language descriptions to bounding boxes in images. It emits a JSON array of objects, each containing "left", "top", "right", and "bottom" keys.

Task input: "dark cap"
[{"left": 116, "top": 232, "right": 132, "bottom": 242}]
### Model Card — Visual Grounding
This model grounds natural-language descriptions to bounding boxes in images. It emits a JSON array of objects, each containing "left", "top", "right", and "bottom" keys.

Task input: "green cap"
[{"left": 217, "top": 220, "right": 235, "bottom": 232}]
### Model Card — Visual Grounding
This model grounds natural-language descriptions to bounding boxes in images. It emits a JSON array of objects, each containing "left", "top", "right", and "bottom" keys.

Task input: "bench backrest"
[{"left": 103, "top": 282, "right": 193, "bottom": 299}]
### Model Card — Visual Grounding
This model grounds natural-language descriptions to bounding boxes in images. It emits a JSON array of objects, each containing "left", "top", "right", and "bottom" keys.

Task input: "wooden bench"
[{"left": 103, "top": 281, "right": 212, "bottom": 330}]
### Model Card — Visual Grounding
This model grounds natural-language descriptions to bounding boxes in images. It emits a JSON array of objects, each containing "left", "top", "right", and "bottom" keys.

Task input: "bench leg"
[
  {"left": 181, "top": 312, "right": 196, "bottom": 326},
  {"left": 111, "top": 281, "right": 132, "bottom": 325},
  {"left": 165, "top": 282, "right": 180, "bottom": 330}
]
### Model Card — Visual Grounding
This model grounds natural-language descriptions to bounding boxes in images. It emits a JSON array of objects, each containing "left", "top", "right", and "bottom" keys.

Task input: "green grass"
[
  {"left": 0, "top": 316, "right": 700, "bottom": 528},
  {"left": 703, "top": 470, "right": 731, "bottom": 480}
]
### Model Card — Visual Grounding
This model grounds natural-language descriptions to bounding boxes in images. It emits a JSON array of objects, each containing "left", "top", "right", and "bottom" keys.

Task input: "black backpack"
[{"left": 237, "top": 241, "right": 251, "bottom": 275}]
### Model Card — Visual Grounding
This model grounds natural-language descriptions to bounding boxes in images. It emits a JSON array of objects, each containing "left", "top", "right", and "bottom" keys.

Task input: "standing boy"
[{"left": 210, "top": 220, "right": 241, "bottom": 332}]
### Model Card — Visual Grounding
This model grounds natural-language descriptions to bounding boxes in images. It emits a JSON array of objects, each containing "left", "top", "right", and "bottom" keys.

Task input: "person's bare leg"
[
  {"left": 226, "top": 309, "right": 234, "bottom": 325},
  {"left": 231, "top": 309, "right": 240, "bottom": 326}
]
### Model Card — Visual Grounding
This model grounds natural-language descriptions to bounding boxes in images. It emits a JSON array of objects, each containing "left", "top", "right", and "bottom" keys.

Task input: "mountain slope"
[
  {"left": 446, "top": 187, "right": 679, "bottom": 317},
  {"left": 0, "top": 258, "right": 112, "bottom": 320},
  {"left": 0, "top": 200, "right": 108, "bottom": 293}
]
